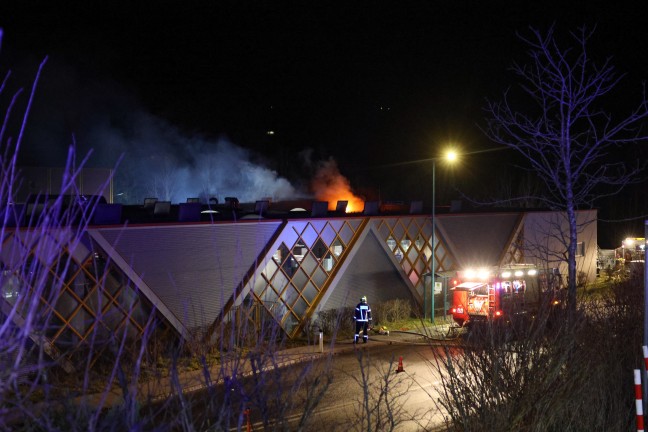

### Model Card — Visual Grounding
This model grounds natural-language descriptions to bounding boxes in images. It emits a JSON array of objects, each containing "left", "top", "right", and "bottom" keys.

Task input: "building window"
[
  {"left": 576, "top": 242, "right": 585, "bottom": 257},
  {"left": 415, "top": 235, "right": 425, "bottom": 251}
]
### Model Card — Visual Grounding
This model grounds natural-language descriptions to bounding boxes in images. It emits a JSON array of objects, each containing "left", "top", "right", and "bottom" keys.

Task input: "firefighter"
[{"left": 354, "top": 296, "right": 372, "bottom": 343}]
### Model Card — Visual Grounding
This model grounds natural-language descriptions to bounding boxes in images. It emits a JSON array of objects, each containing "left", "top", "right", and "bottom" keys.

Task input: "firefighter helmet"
[{"left": 361, "top": 296, "right": 367, "bottom": 303}]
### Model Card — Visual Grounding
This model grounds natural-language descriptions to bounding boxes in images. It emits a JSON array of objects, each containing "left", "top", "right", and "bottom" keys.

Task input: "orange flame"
[{"left": 312, "top": 159, "right": 364, "bottom": 213}]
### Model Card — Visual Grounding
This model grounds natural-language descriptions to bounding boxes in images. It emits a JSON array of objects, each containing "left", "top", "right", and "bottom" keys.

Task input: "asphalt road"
[{"left": 243, "top": 342, "right": 452, "bottom": 431}]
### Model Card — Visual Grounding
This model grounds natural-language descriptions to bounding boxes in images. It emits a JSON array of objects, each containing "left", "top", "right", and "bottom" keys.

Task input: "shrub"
[
  {"left": 371, "top": 298, "right": 413, "bottom": 324},
  {"left": 315, "top": 307, "right": 355, "bottom": 337},
  {"left": 433, "top": 277, "right": 642, "bottom": 431}
]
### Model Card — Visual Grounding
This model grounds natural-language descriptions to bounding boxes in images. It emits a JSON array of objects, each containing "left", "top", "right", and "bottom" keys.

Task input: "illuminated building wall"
[{"left": 1, "top": 209, "right": 597, "bottom": 360}]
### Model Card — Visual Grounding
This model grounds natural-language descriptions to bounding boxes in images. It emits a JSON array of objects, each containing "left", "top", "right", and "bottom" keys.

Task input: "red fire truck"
[{"left": 450, "top": 264, "right": 543, "bottom": 327}]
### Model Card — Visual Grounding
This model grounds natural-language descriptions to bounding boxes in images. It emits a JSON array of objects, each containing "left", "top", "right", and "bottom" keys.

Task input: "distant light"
[
  {"left": 461, "top": 268, "right": 489, "bottom": 280},
  {"left": 527, "top": 269, "right": 537, "bottom": 276},
  {"left": 446, "top": 150, "right": 458, "bottom": 162},
  {"left": 501, "top": 271, "right": 512, "bottom": 278},
  {"left": 514, "top": 270, "right": 524, "bottom": 277},
  {"left": 477, "top": 268, "right": 490, "bottom": 280},
  {"left": 267, "top": 130, "right": 275, "bottom": 135}
]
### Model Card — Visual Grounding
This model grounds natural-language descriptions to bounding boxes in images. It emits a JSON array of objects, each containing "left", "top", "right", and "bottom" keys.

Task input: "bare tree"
[
  {"left": 484, "top": 26, "right": 648, "bottom": 313},
  {"left": 345, "top": 350, "right": 418, "bottom": 432},
  {"left": 484, "top": 170, "right": 546, "bottom": 209}
]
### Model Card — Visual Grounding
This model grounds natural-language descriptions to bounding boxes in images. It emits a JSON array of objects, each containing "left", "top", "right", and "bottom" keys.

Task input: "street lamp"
[
  {"left": 368, "top": 146, "right": 508, "bottom": 322},
  {"left": 430, "top": 150, "right": 458, "bottom": 323}
]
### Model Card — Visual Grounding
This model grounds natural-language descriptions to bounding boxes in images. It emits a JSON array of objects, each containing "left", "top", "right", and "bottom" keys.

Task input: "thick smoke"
[
  {"left": 102, "top": 113, "right": 302, "bottom": 204},
  {"left": 14, "top": 57, "right": 303, "bottom": 204},
  {"left": 10, "top": 56, "right": 368, "bottom": 208}
]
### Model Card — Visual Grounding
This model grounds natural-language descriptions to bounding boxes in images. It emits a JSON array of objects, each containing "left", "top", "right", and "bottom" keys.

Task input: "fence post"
[
  {"left": 244, "top": 407, "right": 251, "bottom": 432},
  {"left": 635, "top": 369, "right": 644, "bottom": 432},
  {"left": 644, "top": 223, "right": 648, "bottom": 411}
]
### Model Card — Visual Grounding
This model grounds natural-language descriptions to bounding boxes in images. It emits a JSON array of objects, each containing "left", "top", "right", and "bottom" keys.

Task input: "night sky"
[{"left": 1, "top": 1, "right": 648, "bottom": 246}]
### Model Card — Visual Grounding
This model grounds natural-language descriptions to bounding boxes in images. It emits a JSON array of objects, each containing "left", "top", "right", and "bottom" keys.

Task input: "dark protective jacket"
[{"left": 354, "top": 301, "right": 372, "bottom": 322}]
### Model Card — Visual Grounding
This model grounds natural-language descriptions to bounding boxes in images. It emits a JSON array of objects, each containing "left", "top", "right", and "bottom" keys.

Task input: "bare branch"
[{"left": 484, "top": 26, "right": 648, "bottom": 311}]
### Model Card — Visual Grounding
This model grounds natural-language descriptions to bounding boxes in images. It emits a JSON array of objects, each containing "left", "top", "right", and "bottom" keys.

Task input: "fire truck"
[{"left": 450, "top": 264, "right": 544, "bottom": 327}]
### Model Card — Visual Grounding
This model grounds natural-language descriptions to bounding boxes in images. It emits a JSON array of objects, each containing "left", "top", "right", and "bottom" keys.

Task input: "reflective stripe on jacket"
[{"left": 354, "top": 303, "right": 371, "bottom": 322}]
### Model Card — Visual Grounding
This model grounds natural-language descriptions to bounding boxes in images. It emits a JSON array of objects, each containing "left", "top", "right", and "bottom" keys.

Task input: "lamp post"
[
  {"left": 368, "top": 146, "right": 506, "bottom": 323},
  {"left": 431, "top": 159, "right": 436, "bottom": 323},
  {"left": 430, "top": 150, "right": 458, "bottom": 323}
]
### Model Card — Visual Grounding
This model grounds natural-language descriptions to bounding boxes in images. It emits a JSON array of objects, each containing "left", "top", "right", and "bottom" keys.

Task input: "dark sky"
[{"left": 1, "top": 1, "right": 648, "bottom": 245}]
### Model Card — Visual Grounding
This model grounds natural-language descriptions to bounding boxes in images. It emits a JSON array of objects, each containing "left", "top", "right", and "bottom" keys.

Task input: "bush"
[
  {"left": 433, "top": 277, "right": 643, "bottom": 431},
  {"left": 315, "top": 307, "right": 355, "bottom": 337},
  {"left": 371, "top": 299, "right": 413, "bottom": 324},
  {"left": 314, "top": 299, "right": 414, "bottom": 337}
]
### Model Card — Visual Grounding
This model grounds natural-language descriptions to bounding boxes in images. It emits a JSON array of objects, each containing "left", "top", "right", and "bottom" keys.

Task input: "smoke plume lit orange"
[{"left": 312, "top": 159, "right": 364, "bottom": 212}]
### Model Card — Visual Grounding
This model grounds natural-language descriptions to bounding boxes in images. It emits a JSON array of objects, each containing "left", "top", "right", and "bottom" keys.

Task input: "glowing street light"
[
  {"left": 429, "top": 149, "right": 459, "bottom": 322},
  {"left": 369, "top": 145, "right": 508, "bottom": 322}
]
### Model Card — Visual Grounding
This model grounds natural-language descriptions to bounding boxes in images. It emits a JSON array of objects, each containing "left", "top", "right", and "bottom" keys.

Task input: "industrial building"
[{"left": 0, "top": 197, "right": 597, "bottom": 368}]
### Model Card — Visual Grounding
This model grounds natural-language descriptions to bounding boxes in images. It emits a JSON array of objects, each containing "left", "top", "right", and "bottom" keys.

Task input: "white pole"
[
  {"left": 636, "top": 369, "right": 645, "bottom": 432},
  {"left": 644, "top": 223, "right": 648, "bottom": 411},
  {"left": 644, "top": 223, "right": 648, "bottom": 348}
]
